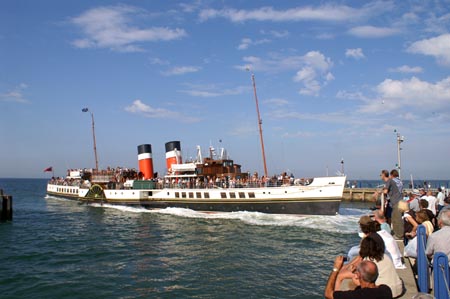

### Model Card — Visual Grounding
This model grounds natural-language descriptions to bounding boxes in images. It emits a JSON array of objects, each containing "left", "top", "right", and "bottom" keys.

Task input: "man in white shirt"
[
  {"left": 437, "top": 187, "right": 445, "bottom": 213},
  {"left": 425, "top": 190, "right": 438, "bottom": 215}
]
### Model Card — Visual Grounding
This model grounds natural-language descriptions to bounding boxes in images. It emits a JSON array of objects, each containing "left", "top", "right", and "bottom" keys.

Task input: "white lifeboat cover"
[{"left": 171, "top": 163, "right": 197, "bottom": 172}]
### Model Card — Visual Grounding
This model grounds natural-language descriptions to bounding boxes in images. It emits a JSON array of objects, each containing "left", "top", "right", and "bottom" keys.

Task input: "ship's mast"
[
  {"left": 82, "top": 107, "right": 99, "bottom": 171},
  {"left": 249, "top": 71, "right": 268, "bottom": 179}
]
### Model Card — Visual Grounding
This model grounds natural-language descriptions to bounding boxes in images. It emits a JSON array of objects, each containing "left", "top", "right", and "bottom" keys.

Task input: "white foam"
[{"left": 86, "top": 204, "right": 371, "bottom": 234}]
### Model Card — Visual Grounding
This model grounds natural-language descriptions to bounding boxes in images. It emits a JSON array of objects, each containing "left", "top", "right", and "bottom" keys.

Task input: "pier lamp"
[
  {"left": 82, "top": 107, "right": 99, "bottom": 171},
  {"left": 340, "top": 158, "right": 345, "bottom": 176},
  {"left": 394, "top": 129, "right": 404, "bottom": 179}
]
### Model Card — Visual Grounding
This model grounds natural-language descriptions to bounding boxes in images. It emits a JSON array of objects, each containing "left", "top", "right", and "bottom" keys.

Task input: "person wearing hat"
[
  {"left": 347, "top": 215, "right": 404, "bottom": 269},
  {"left": 407, "top": 190, "right": 421, "bottom": 212}
]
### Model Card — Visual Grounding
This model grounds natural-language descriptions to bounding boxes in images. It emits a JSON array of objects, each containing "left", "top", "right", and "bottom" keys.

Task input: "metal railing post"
[
  {"left": 433, "top": 252, "right": 450, "bottom": 299},
  {"left": 417, "top": 225, "right": 429, "bottom": 293}
]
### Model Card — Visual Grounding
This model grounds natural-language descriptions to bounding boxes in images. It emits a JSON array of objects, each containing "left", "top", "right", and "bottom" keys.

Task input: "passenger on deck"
[
  {"left": 325, "top": 257, "right": 393, "bottom": 299},
  {"left": 425, "top": 207, "right": 450, "bottom": 263}
]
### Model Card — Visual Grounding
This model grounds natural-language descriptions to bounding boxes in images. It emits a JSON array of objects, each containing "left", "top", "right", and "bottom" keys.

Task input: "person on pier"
[
  {"left": 325, "top": 257, "right": 393, "bottom": 299},
  {"left": 373, "top": 209, "right": 391, "bottom": 234},
  {"left": 380, "top": 169, "right": 403, "bottom": 240},
  {"left": 339, "top": 233, "right": 403, "bottom": 297},
  {"left": 425, "top": 207, "right": 450, "bottom": 263}
]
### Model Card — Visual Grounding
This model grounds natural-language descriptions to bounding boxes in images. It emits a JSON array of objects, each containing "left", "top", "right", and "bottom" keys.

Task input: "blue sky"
[{"left": 1, "top": 0, "right": 450, "bottom": 180}]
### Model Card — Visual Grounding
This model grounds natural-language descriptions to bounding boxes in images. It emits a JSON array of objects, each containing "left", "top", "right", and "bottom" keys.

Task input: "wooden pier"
[
  {"left": 343, "top": 188, "right": 378, "bottom": 202},
  {"left": 0, "top": 189, "right": 13, "bottom": 222}
]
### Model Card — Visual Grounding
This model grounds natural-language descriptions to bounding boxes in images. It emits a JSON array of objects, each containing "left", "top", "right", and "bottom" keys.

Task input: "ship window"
[
  {"left": 239, "top": 192, "right": 245, "bottom": 198},
  {"left": 175, "top": 192, "right": 180, "bottom": 198},
  {"left": 182, "top": 192, "right": 186, "bottom": 198},
  {"left": 229, "top": 192, "right": 236, "bottom": 198},
  {"left": 204, "top": 192, "right": 210, "bottom": 198},
  {"left": 220, "top": 192, "right": 227, "bottom": 199},
  {"left": 189, "top": 192, "right": 194, "bottom": 198},
  {"left": 196, "top": 192, "right": 202, "bottom": 198},
  {"left": 148, "top": 191, "right": 152, "bottom": 196},
  {"left": 248, "top": 192, "right": 255, "bottom": 198}
]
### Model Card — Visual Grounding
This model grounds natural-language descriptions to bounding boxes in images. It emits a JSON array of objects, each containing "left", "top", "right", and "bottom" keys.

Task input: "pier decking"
[{"left": 396, "top": 240, "right": 419, "bottom": 298}]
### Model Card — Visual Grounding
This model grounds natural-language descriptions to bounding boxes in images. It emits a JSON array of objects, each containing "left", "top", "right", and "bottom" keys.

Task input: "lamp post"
[
  {"left": 82, "top": 108, "right": 99, "bottom": 171},
  {"left": 394, "top": 129, "right": 404, "bottom": 179},
  {"left": 340, "top": 158, "right": 345, "bottom": 176}
]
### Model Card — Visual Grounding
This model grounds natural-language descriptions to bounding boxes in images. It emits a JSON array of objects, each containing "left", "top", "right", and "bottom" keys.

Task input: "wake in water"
[{"left": 86, "top": 203, "right": 371, "bottom": 234}]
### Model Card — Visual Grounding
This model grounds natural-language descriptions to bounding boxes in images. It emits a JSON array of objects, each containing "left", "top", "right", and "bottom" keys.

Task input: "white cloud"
[
  {"left": 237, "top": 37, "right": 270, "bottom": 50},
  {"left": 388, "top": 65, "right": 423, "bottom": 73},
  {"left": 264, "top": 98, "right": 289, "bottom": 106},
  {"left": 180, "top": 84, "right": 248, "bottom": 97},
  {"left": 407, "top": 34, "right": 450, "bottom": 66},
  {"left": 348, "top": 26, "right": 400, "bottom": 38},
  {"left": 293, "top": 51, "right": 334, "bottom": 96},
  {"left": 149, "top": 57, "right": 170, "bottom": 65},
  {"left": 0, "top": 83, "right": 30, "bottom": 103},
  {"left": 423, "top": 13, "right": 450, "bottom": 34},
  {"left": 199, "top": 2, "right": 392, "bottom": 23},
  {"left": 336, "top": 90, "right": 370, "bottom": 102},
  {"left": 260, "top": 30, "right": 289, "bottom": 38},
  {"left": 316, "top": 33, "right": 335, "bottom": 40},
  {"left": 236, "top": 55, "right": 303, "bottom": 72},
  {"left": 359, "top": 76, "right": 450, "bottom": 113},
  {"left": 161, "top": 66, "right": 201, "bottom": 76},
  {"left": 125, "top": 99, "right": 199, "bottom": 122},
  {"left": 70, "top": 5, "right": 186, "bottom": 52},
  {"left": 345, "top": 48, "right": 365, "bottom": 59},
  {"left": 236, "top": 51, "right": 333, "bottom": 96}
]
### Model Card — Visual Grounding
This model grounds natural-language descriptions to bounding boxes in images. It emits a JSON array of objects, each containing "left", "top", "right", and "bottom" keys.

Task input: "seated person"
[
  {"left": 347, "top": 215, "right": 404, "bottom": 269},
  {"left": 339, "top": 233, "right": 403, "bottom": 298},
  {"left": 415, "top": 210, "right": 434, "bottom": 236},
  {"left": 426, "top": 207, "right": 450, "bottom": 263},
  {"left": 373, "top": 209, "right": 391, "bottom": 234},
  {"left": 325, "top": 256, "right": 392, "bottom": 299},
  {"left": 418, "top": 199, "right": 437, "bottom": 229},
  {"left": 398, "top": 200, "right": 418, "bottom": 243}
]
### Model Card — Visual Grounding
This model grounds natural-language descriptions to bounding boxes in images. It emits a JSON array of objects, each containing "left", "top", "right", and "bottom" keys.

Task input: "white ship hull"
[{"left": 47, "top": 176, "right": 345, "bottom": 215}]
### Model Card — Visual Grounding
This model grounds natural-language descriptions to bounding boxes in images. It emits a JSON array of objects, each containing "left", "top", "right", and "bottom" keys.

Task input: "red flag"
[{"left": 43, "top": 166, "right": 53, "bottom": 172}]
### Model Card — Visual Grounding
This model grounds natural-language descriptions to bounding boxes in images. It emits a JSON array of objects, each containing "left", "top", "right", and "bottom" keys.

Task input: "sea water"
[{"left": 0, "top": 178, "right": 374, "bottom": 299}]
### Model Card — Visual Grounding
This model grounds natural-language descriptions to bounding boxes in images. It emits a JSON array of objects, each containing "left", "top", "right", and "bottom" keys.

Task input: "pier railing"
[
  {"left": 0, "top": 189, "right": 12, "bottom": 222},
  {"left": 416, "top": 224, "right": 450, "bottom": 298}
]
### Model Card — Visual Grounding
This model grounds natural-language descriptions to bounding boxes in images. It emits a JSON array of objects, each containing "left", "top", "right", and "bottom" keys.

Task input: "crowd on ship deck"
[
  {"left": 160, "top": 172, "right": 311, "bottom": 189},
  {"left": 324, "top": 168, "right": 450, "bottom": 299},
  {"left": 50, "top": 168, "right": 314, "bottom": 190}
]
